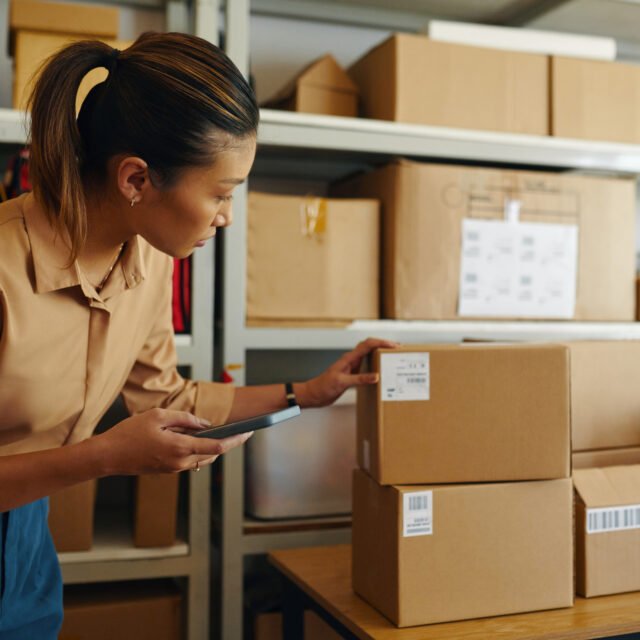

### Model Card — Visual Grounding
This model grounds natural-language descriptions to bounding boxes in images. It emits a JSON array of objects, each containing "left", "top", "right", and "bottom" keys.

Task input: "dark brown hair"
[{"left": 27, "top": 32, "right": 259, "bottom": 261}]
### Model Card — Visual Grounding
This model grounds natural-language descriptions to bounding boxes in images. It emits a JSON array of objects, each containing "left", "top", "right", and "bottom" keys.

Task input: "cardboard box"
[
  {"left": 247, "top": 192, "right": 379, "bottom": 322},
  {"left": 49, "top": 479, "right": 96, "bottom": 552},
  {"left": 573, "top": 447, "right": 640, "bottom": 469},
  {"left": 13, "top": 31, "right": 131, "bottom": 110},
  {"left": 552, "top": 56, "right": 640, "bottom": 144},
  {"left": 352, "top": 469, "right": 574, "bottom": 627},
  {"left": 59, "top": 581, "right": 182, "bottom": 640},
  {"left": 255, "top": 610, "right": 341, "bottom": 640},
  {"left": 332, "top": 160, "right": 636, "bottom": 321},
  {"left": 263, "top": 54, "right": 358, "bottom": 117},
  {"left": 246, "top": 390, "right": 356, "bottom": 519},
  {"left": 574, "top": 465, "right": 640, "bottom": 597},
  {"left": 10, "top": 0, "right": 119, "bottom": 38},
  {"left": 568, "top": 341, "right": 640, "bottom": 451},
  {"left": 134, "top": 474, "right": 179, "bottom": 548},
  {"left": 348, "top": 33, "right": 548, "bottom": 135},
  {"left": 357, "top": 344, "right": 570, "bottom": 485}
]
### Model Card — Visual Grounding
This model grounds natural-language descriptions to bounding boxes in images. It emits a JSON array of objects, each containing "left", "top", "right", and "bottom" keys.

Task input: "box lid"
[{"left": 573, "top": 465, "right": 640, "bottom": 507}]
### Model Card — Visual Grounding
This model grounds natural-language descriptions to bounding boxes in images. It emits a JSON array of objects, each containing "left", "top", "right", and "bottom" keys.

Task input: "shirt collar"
[{"left": 23, "top": 193, "right": 147, "bottom": 298}]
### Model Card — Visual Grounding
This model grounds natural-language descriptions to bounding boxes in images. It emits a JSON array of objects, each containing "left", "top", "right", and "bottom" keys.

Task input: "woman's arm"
[
  {"left": 226, "top": 338, "right": 399, "bottom": 422},
  {"left": 0, "top": 408, "right": 251, "bottom": 512}
]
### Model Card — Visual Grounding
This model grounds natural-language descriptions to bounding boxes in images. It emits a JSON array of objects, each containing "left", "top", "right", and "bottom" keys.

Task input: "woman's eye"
[{"left": 215, "top": 195, "right": 233, "bottom": 203}]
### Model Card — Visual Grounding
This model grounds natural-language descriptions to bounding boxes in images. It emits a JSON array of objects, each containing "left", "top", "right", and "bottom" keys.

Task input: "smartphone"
[{"left": 193, "top": 405, "right": 301, "bottom": 439}]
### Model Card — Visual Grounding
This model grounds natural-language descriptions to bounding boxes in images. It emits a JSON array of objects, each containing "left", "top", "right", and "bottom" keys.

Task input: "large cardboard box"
[
  {"left": 13, "top": 31, "right": 131, "bottom": 110},
  {"left": 574, "top": 465, "right": 640, "bottom": 597},
  {"left": 357, "top": 344, "right": 570, "bottom": 485},
  {"left": 49, "top": 479, "right": 96, "bottom": 552},
  {"left": 568, "top": 341, "right": 640, "bottom": 451},
  {"left": 333, "top": 160, "right": 636, "bottom": 321},
  {"left": 10, "top": 0, "right": 119, "bottom": 38},
  {"left": 573, "top": 447, "right": 640, "bottom": 469},
  {"left": 552, "top": 56, "right": 640, "bottom": 144},
  {"left": 352, "top": 469, "right": 574, "bottom": 627},
  {"left": 348, "top": 33, "right": 548, "bottom": 135},
  {"left": 263, "top": 54, "right": 358, "bottom": 117},
  {"left": 246, "top": 390, "right": 356, "bottom": 519},
  {"left": 247, "top": 192, "right": 379, "bottom": 322},
  {"left": 59, "top": 581, "right": 182, "bottom": 640},
  {"left": 133, "top": 474, "right": 179, "bottom": 548}
]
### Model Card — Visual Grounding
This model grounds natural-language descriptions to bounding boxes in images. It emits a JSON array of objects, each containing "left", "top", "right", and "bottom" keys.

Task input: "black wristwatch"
[{"left": 285, "top": 382, "right": 298, "bottom": 407}]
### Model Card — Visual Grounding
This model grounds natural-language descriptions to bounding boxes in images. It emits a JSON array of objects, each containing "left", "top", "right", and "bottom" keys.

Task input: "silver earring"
[{"left": 130, "top": 198, "right": 137, "bottom": 207}]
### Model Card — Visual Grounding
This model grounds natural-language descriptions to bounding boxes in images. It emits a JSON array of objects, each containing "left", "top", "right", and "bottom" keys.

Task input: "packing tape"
[{"left": 299, "top": 197, "right": 327, "bottom": 238}]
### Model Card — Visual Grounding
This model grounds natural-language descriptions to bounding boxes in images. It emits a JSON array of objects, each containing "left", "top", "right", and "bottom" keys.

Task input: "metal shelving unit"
[
  {"left": 218, "top": 5, "right": 640, "bottom": 638},
  {"left": 0, "top": 94, "right": 214, "bottom": 640}
]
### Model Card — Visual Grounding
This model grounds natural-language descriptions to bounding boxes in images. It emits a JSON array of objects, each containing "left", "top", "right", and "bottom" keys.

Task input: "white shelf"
[
  {"left": 258, "top": 109, "right": 640, "bottom": 173},
  {"left": 242, "top": 320, "right": 640, "bottom": 350},
  {"left": 0, "top": 109, "right": 28, "bottom": 144}
]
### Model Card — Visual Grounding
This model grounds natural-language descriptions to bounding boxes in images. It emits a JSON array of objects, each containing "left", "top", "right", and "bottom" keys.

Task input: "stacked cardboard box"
[
  {"left": 333, "top": 160, "right": 636, "bottom": 322},
  {"left": 352, "top": 344, "right": 574, "bottom": 627},
  {"left": 9, "top": 0, "right": 129, "bottom": 110},
  {"left": 566, "top": 340, "right": 640, "bottom": 597}
]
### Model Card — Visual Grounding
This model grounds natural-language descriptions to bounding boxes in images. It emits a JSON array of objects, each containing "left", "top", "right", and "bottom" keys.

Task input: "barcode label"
[
  {"left": 403, "top": 490, "right": 433, "bottom": 537},
  {"left": 380, "top": 353, "right": 430, "bottom": 402},
  {"left": 586, "top": 505, "right": 640, "bottom": 534}
]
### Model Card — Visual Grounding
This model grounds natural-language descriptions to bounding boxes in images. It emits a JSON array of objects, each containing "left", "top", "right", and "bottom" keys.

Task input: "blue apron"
[{"left": 0, "top": 498, "right": 63, "bottom": 638}]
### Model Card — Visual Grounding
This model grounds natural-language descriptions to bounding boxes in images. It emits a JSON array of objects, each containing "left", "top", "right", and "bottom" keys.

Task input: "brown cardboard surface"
[
  {"left": 574, "top": 465, "right": 640, "bottom": 597},
  {"left": 13, "top": 31, "right": 131, "bottom": 110},
  {"left": 552, "top": 56, "right": 640, "bottom": 144},
  {"left": 10, "top": 0, "right": 118, "bottom": 37},
  {"left": 332, "top": 160, "right": 636, "bottom": 321},
  {"left": 352, "top": 469, "right": 574, "bottom": 627},
  {"left": 264, "top": 54, "right": 358, "bottom": 117},
  {"left": 59, "top": 581, "right": 182, "bottom": 640},
  {"left": 573, "top": 447, "right": 640, "bottom": 469},
  {"left": 247, "top": 192, "right": 379, "bottom": 321},
  {"left": 357, "top": 344, "right": 570, "bottom": 485},
  {"left": 133, "top": 474, "right": 179, "bottom": 548},
  {"left": 349, "top": 33, "right": 548, "bottom": 135},
  {"left": 568, "top": 342, "right": 640, "bottom": 451},
  {"left": 49, "top": 479, "right": 96, "bottom": 552}
]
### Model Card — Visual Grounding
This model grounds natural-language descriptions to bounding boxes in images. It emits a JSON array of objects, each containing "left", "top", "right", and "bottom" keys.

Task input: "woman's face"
[{"left": 135, "top": 136, "right": 256, "bottom": 258}]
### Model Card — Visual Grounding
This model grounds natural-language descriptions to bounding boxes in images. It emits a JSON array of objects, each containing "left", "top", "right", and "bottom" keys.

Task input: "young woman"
[{"left": 0, "top": 32, "right": 395, "bottom": 637}]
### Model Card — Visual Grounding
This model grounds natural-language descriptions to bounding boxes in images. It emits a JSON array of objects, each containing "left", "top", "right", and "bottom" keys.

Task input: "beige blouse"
[{"left": 0, "top": 193, "right": 234, "bottom": 455}]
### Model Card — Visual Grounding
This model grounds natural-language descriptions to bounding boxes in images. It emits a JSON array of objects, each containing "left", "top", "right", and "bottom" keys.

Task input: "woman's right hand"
[{"left": 93, "top": 408, "right": 251, "bottom": 475}]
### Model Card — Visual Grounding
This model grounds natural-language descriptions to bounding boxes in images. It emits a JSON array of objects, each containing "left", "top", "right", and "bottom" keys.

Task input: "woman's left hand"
[{"left": 296, "top": 337, "right": 400, "bottom": 408}]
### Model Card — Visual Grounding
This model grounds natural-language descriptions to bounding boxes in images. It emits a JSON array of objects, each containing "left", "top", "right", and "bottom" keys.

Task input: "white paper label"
[
  {"left": 380, "top": 353, "right": 430, "bottom": 402},
  {"left": 362, "top": 439, "right": 370, "bottom": 471},
  {"left": 586, "top": 505, "right": 640, "bottom": 534},
  {"left": 458, "top": 218, "right": 578, "bottom": 319},
  {"left": 403, "top": 491, "right": 433, "bottom": 537}
]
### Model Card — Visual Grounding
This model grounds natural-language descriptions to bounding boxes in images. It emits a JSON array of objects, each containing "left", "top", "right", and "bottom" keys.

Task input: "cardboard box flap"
[
  {"left": 573, "top": 465, "right": 640, "bottom": 507},
  {"left": 264, "top": 54, "right": 358, "bottom": 106}
]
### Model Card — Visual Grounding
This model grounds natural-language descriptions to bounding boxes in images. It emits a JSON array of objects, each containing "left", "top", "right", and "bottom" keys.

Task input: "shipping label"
[
  {"left": 458, "top": 218, "right": 578, "bottom": 319},
  {"left": 380, "top": 353, "right": 430, "bottom": 402},
  {"left": 586, "top": 505, "right": 640, "bottom": 534},
  {"left": 403, "top": 491, "right": 433, "bottom": 537}
]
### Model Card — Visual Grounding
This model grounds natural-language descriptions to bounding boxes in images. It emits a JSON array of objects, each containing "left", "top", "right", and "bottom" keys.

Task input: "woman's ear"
[{"left": 116, "top": 156, "right": 151, "bottom": 204}]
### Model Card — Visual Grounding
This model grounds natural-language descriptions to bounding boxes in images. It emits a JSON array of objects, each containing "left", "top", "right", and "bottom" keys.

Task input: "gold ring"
[{"left": 193, "top": 460, "right": 200, "bottom": 472}]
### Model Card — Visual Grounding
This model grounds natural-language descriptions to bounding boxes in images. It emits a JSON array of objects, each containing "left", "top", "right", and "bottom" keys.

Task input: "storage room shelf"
[
  {"left": 258, "top": 109, "right": 640, "bottom": 173},
  {"left": 242, "top": 320, "right": 640, "bottom": 350},
  {"left": 243, "top": 514, "right": 351, "bottom": 535},
  {"left": 240, "top": 522, "right": 351, "bottom": 555}
]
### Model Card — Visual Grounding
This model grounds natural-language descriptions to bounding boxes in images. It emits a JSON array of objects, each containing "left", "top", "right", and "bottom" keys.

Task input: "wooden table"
[{"left": 268, "top": 545, "right": 640, "bottom": 640}]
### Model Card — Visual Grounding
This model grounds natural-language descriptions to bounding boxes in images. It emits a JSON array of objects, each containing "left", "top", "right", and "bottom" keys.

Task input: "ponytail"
[
  {"left": 27, "top": 40, "right": 116, "bottom": 263},
  {"left": 26, "top": 33, "right": 259, "bottom": 265}
]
